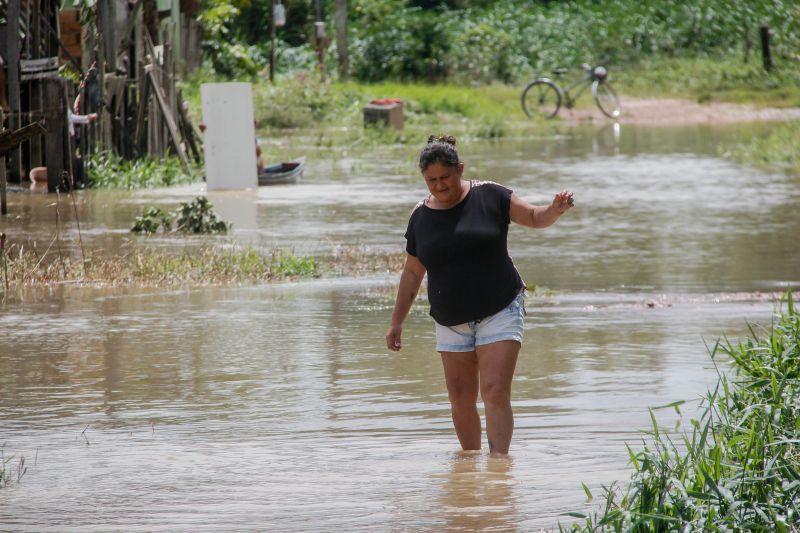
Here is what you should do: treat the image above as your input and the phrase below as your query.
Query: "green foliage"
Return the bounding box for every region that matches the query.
[86,152,199,190]
[145,246,318,280]
[253,75,361,127]
[131,207,173,234]
[563,292,800,531]
[3,241,320,286]
[347,0,800,84]
[268,249,319,278]
[614,56,800,104]
[174,197,231,234]
[131,198,230,235]
[350,7,451,82]
[199,0,267,77]
[723,120,800,175]
[197,0,800,84]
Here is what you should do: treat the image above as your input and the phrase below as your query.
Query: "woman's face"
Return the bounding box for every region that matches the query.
[422,162,465,206]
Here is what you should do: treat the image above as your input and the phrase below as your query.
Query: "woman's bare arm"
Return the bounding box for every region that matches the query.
[386,253,427,352]
[509,190,574,228]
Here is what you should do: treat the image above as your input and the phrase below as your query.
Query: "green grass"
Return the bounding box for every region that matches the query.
[181,52,800,135]
[613,55,800,107]
[723,120,800,175]
[562,291,800,531]
[85,151,202,190]
[0,243,319,288]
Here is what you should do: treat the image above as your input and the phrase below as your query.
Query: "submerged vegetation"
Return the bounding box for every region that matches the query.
[131,197,231,234]
[85,151,200,190]
[0,242,319,288]
[724,120,800,175]
[0,445,27,487]
[563,292,800,531]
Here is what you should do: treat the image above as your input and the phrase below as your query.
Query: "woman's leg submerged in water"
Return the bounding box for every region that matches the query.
[476,340,520,456]
[440,351,481,451]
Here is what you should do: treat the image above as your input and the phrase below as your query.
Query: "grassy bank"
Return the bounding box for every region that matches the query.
[180,52,800,135]
[612,56,800,106]
[177,55,800,179]
[563,292,800,530]
[724,120,800,175]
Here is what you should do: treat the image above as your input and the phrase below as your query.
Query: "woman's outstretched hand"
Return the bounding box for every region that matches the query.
[386,325,403,352]
[552,190,575,214]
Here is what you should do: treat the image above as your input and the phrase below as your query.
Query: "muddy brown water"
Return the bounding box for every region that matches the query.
[1,123,798,531]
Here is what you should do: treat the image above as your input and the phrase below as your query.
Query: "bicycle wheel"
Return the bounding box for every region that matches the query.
[521,79,562,119]
[592,80,620,119]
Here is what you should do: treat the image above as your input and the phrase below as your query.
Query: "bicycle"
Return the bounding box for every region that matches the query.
[521,63,621,120]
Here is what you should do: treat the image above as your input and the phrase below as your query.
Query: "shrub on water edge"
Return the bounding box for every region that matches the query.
[86,152,200,190]
[131,197,230,235]
[253,76,363,128]
[131,207,173,234]
[174,197,230,234]
[723,120,800,176]
[613,55,800,105]
[561,292,800,531]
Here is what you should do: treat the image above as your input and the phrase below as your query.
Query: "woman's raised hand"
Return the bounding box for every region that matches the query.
[552,190,575,214]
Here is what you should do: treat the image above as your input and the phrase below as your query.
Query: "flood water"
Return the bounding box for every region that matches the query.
[1,122,799,531]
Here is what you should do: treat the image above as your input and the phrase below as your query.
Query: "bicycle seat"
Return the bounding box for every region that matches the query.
[552,68,569,75]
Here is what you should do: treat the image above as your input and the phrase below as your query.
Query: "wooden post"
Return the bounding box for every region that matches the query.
[146,67,190,173]
[29,0,43,171]
[98,0,118,73]
[171,0,181,68]
[6,0,22,182]
[269,0,276,83]
[334,0,348,80]
[314,0,327,81]
[135,73,151,155]
[760,24,773,71]
[44,79,67,192]
[0,109,6,215]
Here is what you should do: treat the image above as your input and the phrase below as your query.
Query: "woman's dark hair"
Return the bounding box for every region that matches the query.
[419,135,459,170]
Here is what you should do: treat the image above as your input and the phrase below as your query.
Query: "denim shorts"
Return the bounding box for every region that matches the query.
[434,292,525,352]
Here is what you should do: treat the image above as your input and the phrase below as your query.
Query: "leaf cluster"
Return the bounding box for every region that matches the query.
[131,197,230,235]
[563,292,800,531]
[86,152,200,190]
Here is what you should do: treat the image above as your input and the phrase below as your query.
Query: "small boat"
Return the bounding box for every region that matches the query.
[258,157,305,186]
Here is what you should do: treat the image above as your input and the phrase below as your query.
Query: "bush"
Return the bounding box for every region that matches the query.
[253,75,361,128]
[131,197,230,235]
[564,292,800,531]
[86,152,198,190]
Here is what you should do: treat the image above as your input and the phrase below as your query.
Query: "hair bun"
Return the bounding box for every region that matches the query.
[427,135,457,147]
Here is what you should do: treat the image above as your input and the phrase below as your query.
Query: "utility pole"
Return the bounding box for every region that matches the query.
[334,0,348,80]
[270,0,276,83]
[314,0,327,80]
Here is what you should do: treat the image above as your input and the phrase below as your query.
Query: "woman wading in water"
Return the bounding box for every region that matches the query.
[386,135,574,456]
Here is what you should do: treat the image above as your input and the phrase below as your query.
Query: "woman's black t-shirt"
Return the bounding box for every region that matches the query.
[405,180,524,326]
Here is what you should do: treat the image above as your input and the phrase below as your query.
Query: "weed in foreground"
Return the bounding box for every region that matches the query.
[561,291,800,531]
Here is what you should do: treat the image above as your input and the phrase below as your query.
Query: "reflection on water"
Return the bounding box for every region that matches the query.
[1,123,798,531]
[0,281,783,531]
[436,455,519,532]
